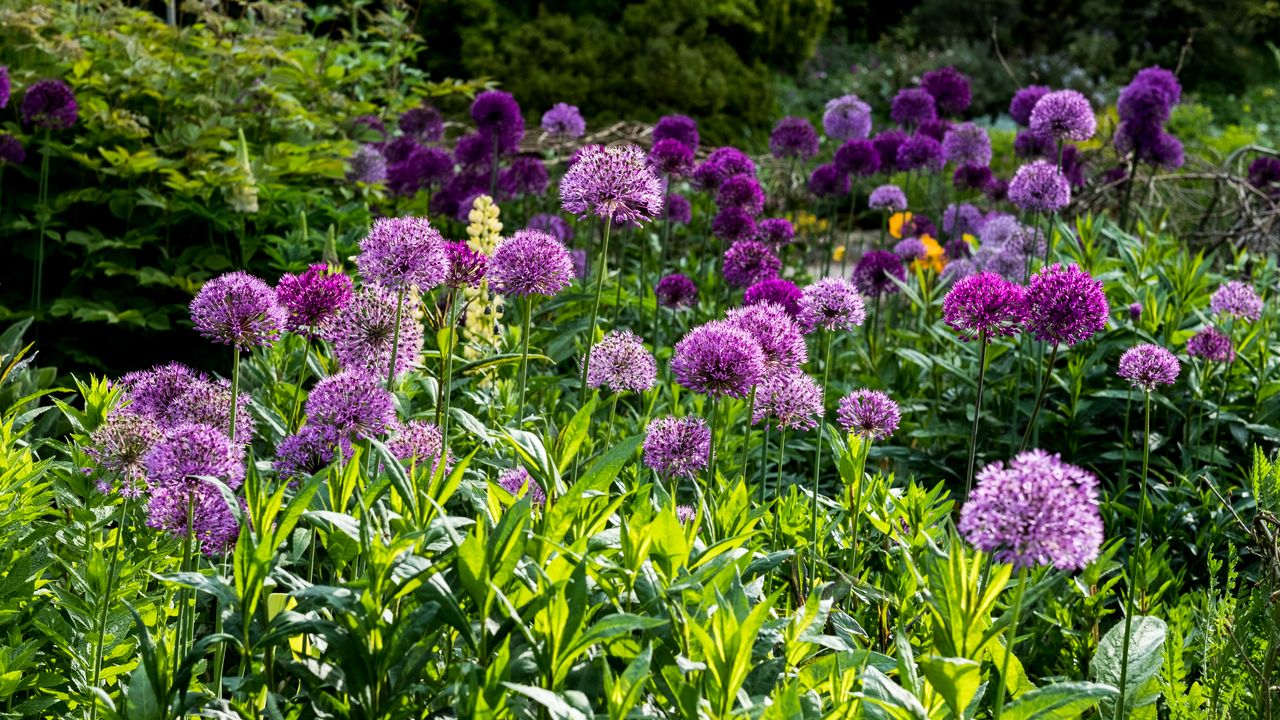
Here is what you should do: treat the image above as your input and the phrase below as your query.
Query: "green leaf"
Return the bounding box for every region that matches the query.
[554,395,598,474]
[861,666,929,720]
[1091,616,1167,716]
[919,655,982,718]
[1003,681,1118,720]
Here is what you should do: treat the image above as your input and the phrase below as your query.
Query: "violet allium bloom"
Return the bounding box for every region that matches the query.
[387,145,453,196]
[890,87,937,128]
[276,264,355,336]
[808,163,850,198]
[146,479,243,556]
[1009,85,1051,127]
[190,271,287,350]
[896,134,944,172]
[676,505,696,523]
[357,216,449,293]
[470,90,525,154]
[643,415,710,480]
[717,173,766,215]
[942,272,1027,341]
[649,138,694,177]
[347,144,388,185]
[902,213,937,239]
[797,277,866,333]
[723,240,781,288]
[978,214,1022,250]
[274,423,353,480]
[853,250,906,297]
[571,249,587,280]
[527,213,574,243]
[873,130,908,172]
[498,156,550,198]
[1060,144,1087,188]
[1115,124,1184,169]
[383,136,419,164]
[0,134,24,165]
[322,287,425,380]
[454,133,492,168]
[893,238,927,260]
[655,274,699,310]
[586,330,658,393]
[942,122,992,167]
[488,229,575,297]
[1013,129,1054,159]
[1024,264,1109,346]
[837,389,900,440]
[944,238,972,261]
[940,258,977,284]
[1008,160,1071,213]
[1133,66,1182,107]
[1117,82,1173,130]
[712,207,759,243]
[753,369,824,430]
[770,116,820,159]
[1187,327,1235,364]
[834,139,881,177]
[960,450,1103,570]
[117,363,253,438]
[652,114,699,152]
[985,177,1010,202]
[444,241,487,289]
[757,218,795,248]
[916,118,952,143]
[1029,89,1096,142]
[88,413,163,495]
[399,105,444,143]
[982,249,1028,283]
[725,302,808,373]
[1246,157,1280,193]
[0,66,8,109]
[145,423,245,489]
[20,79,78,130]
[670,321,766,399]
[560,144,663,226]
[1210,281,1264,322]
[922,66,971,115]
[868,184,908,212]
[496,466,545,506]
[691,158,730,192]
[305,370,396,439]
[541,102,585,139]
[745,278,803,318]
[942,203,983,238]
[1128,302,1143,321]
[823,94,873,140]
[388,419,452,475]
[665,194,692,225]
[1118,343,1180,391]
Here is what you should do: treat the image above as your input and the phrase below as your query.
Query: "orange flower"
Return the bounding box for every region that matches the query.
[911,234,945,273]
[888,211,912,239]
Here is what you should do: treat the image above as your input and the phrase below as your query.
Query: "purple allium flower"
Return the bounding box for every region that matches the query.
[837,389,900,440]
[655,274,699,310]
[707,147,757,178]
[666,193,692,225]
[527,213,574,243]
[916,118,952,143]
[893,238,927,260]
[276,264,355,336]
[383,136,419,164]
[1060,144,1087,188]
[1128,302,1143,321]
[146,478,242,556]
[853,250,907,297]
[352,115,387,143]
[902,213,938,239]
[0,134,24,165]
[586,330,658,393]
[20,79,78,130]
[274,423,353,480]
[387,145,453,196]
[1115,125,1184,169]
[488,229,576,297]
[88,413,163,495]
[117,363,253,439]
[541,102,585,139]
[944,238,972,261]
[1014,129,1054,159]
[942,271,1027,341]
[868,184,908,212]
[922,66,971,115]
[322,287,425,380]
[470,90,525,154]
[723,240,780,288]
[757,218,795,248]
[347,144,388,184]
[873,130,909,172]
[357,216,449,292]
[798,277,866,333]
[712,207,759,244]
[985,177,1010,202]
[960,450,1103,570]
[0,67,8,109]
[649,138,695,177]
[717,173,766,215]
[940,258,977,284]
[980,248,1028,283]
[1029,90,1096,142]
[1246,157,1280,192]
[942,122,991,167]
[1118,343,1180,391]
[725,302,808,373]
[444,241,488,289]
[823,94,873,140]
[1187,326,1235,364]
[399,105,444,143]
[834,139,881,177]
[498,155,550,198]
[560,144,663,225]
[190,271,287,350]
[769,116,820,159]
[1132,66,1182,107]
[1008,160,1071,213]
[305,370,396,439]
[753,369,824,430]
[144,423,245,489]
[496,466,545,506]
[1117,82,1174,129]
[653,115,699,152]
[745,278,803,318]
[896,134,944,172]
[1210,281,1263,322]
[890,87,937,128]
[809,163,850,198]
[571,249,587,280]
[1009,85,1051,127]
[942,203,983,238]
[1024,264,1109,346]
[388,419,452,475]
[643,415,710,480]
[676,505,696,523]
[671,321,767,398]
[978,214,1022,249]
[454,133,492,168]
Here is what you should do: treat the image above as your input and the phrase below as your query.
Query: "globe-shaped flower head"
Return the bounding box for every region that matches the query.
[275,264,355,337]
[496,466,546,506]
[191,271,287,350]
[853,250,906,297]
[387,419,453,476]
[347,145,388,185]
[21,79,78,130]
[666,194,692,224]
[753,369,824,430]
[1187,327,1235,364]
[561,144,663,226]
[670,321,766,399]
[868,185,908,212]
[586,330,658,393]
[823,94,872,140]
[1009,85,1050,127]
[725,302,808,375]
[722,240,781,288]
[652,115,699,152]
[757,218,795,248]
[649,139,694,177]
[488,229,576,297]
[117,362,253,439]
[890,87,937,128]
[769,116,820,159]
[0,134,24,166]
[470,90,525,153]
[809,163,850,198]
[527,213,574,243]
[745,278,803,318]
[716,173,766,215]
[837,389,901,440]
[1008,160,1071,213]
[305,369,397,439]
[897,134,944,172]
[399,105,444,143]
[322,287,425,380]
[797,277,866,333]
[834,139,881,177]
[942,272,1027,342]
[1209,281,1263,322]
[274,424,353,480]
[1025,264,1109,346]
[498,156,550,198]
[0,66,9,110]
[88,413,163,494]
[942,122,992,167]
[655,274,699,310]
[873,130,909,172]
[357,216,449,292]
[1029,90,1096,142]
[1117,343,1180,391]
[144,423,246,490]
[541,102,585,139]
[922,67,972,115]
[643,416,711,480]
[444,241,488,289]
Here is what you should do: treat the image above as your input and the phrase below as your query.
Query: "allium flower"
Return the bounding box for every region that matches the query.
[980,248,1028,282]
[753,369,824,430]
[20,79,78,130]
[144,423,245,489]
[712,207,759,243]
[1209,281,1263,322]
[666,194,692,224]
[896,134,944,172]
[1029,90,1096,142]
[707,147,757,178]
[541,102,585,139]
[769,116,820,159]
[1117,343,1180,391]
[1246,157,1280,193]
[1008,160,1071,213]
[649,138,694,177]
[873,130,908,172]
[146,480,242,557]
[890,87,937,128]
[0,134,24,165]
[527,213,574,243]
[1014,129,1054,159]
[274,423,353,480]
[387,145,452,196]
[1116,82,1173,129]
[868,184,908,212]
[944,238,972,261]
[0,66,8,109]
[190,271,287,350]
[444,241,488,289]
[984,177,1009,202]
[745,278,803,318]
[88,413,163,494]
[798,277,866,333]
[757,218,795,248]
[399,105,444,143]
[652,115,699,152]
[323,287,425,380]
[717,173,766,215]
[1187,327,1235,364]
[671,321,766,398]
[276,264,355,336]
[454,133,492,168]
[942,122,991,167]
[644,415,711,480]
[960,450,1103,570]
[560,144,663,225]
[676,505,696,523]
[347,144,388,184]
[823,95,873,140]
[586,330,658,393]
[1115,123,1184,169]
[1128,302,1143,321]
[496,466,545,506]
[1009,85,1051,127]
[357,216,449,292]
[571,249,587,280]
[725,302,808,373]
[498,156,550,198]
[894,238,927,260]
[470,90,525,153]
[922,66,971,115]
[942,203,984,238]
[1024,264,1109,346]
[1132,66,1182,107]
[940,258,976,284]
[655,274,699,310]
[809,163,850,198]
[837,389,900,440]
[117,363,253,438]
[916,118,952,143]
[387,419,452,475]
[305,369,396,439]
[488,229,575,297]
[834,139,881,177]
[942,272,1027,341]
[853,250,906,297]
[723,240,781,288]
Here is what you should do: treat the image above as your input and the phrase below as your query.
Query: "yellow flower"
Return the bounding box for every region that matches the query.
[463,195,505,366]
[832,245,846,263]
[911,234,945,273]
[889,212,912,239]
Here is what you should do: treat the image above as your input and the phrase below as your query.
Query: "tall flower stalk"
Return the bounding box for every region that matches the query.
[837,389,900,574]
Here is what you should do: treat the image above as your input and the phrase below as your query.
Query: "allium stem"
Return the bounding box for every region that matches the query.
[809,331,835,589]
[517,296,533,423]
[965,331,989,497]
[1117,154,1138,233]
[848,437,871,577]
[605,392,620,447]
[841,191,856,274]
[32,128,52,320]
[439,289,458,438]
[759,423,772,504]
[287,335,314,433]
[1206,320,1234,459]
[772,428,787,547]
[707,395,720,487]
[229,348,241,444]
[579,216,614,403]
[992,568,1029,720]
[1115,390,1152,720]
[489,134,499,199]
[739,385,757,483]
[1019,343,1060,452]
[90,494,130,712]
[386,288,405,391]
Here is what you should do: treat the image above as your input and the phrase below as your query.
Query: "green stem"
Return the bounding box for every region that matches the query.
[386,288,405,391]
[1019,344,1060,452]
[848,439,871,577]
[965,332,989,497]
[707,396,720,487]
[772,428,787,547]
[229,349,241,444]
[517,296,533,423]
[992,568,1029,720]
[605,392,620,447]
[809,332,834,589]
[439,289,458,437]
[1115,390,1152,720]
[759,423,771,505]
[89,494,130,716]
[287,335,313,432]
[579,216,613,402]
[739,385,757,482]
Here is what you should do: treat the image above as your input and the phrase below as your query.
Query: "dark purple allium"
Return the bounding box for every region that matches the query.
[117,363,253,439]
[488,229,575,297]
[496,466,545,506]
[916,118,952,143]
[527,213,574,243]
[399,105,444,143]
[1210,281,1263,322]
[190,271,287,350]
[753,369,824,430]
[890,87,937,128]
[942,122,991,167]
[1060,144,1087,188]
[834,139,881,177]
[383,136,420,164]
[1009,85,1051,127]
[649,138,695,177]
[655,274,699,310]
[561,144,663,225]
[276,264,355,336]
[498,155,550,198]
[357,216,449,292]
[691,159,729,192]
[351,115,387,143]
[893,238,927,260]
[0,67,8,109]
[1029,90,1095,142]
[1187,327,1235,364]
[704,147,757,181]
[88,413,162,495]
[902,213,937,239]
[837,389,900,440]
[453,189,489,223]
[1118,343,1180,391]
[757,218,795,248]
[873,130,909,172]
[571,249,587,280]
[388,419,452,475]
[1025,264,1109,346]
[387,145,453,196]
[809,163,850,198]
[985,177,1009,202]
[823,94,873,140]
[322,287,425,380]
[541,102,585,139]
[652,114,699,152]
[1014,129,1054,159]
[717,173,766,215]
[770,116,820,159]
[942,203,984,237]
[868,184,908,212]
[347,144,388,185]
[274,423,353,479]
[960,450,1103,570]
[922,66,971,115]
[896,134,944,172]
[725,302,808,373]
[1116,124,1184,169]
[305,370,396,439]
[643,415,710,480]
[586,330,658,393]
[444,241,488,289]
[1117,82,1174,129]
[944,238,972,261]
[670,321,767,398]
[454,132,492,168]
[665,193,692,225]
[853,250,907,297]
[1246,157,1280,193]
[940,258,977,284]
[20,79,78,131]
[1008,160,1071,213]
[0,134,24,165]
[1128,302,1143,321]
[712,207,759,243]
[723,240,781,288]
[942,271,1027,341]
[144,423,245,489]
[470,90,525,154]
[1132,66,1182,107]
[798,277,866,333]
[745,278,803,318]
[146,478,243,557]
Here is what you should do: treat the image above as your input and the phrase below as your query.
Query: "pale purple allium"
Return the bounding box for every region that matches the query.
[868,184,908,212]
[769,116,820,159]
[1025,264,1109,346]
[488,229,575,297]
[144,423,245,489]
[1009,85,1051,127]
[896,134,944,172]
[853,250,906,297]
[496,466,545,506]
[399,105,444,143]
[1209,281,1263,322]
[809,163,850,198]
[190,271,287,350]
[1118,343,1180,391]
[117,363,253,439]
[498,156,550,198]
[0,134,24,165]
[444,241,488,289]
[978,214,1024,250]
[276,264,355,336]
[357,216,449,292]
[470,90,525,153]
[665,194,692,224]
[837,389,900,440]
[918,117,952,142]
[387,419,452,475]
[941,122,992,167]
[649,139,694,177]
[1008,160,1071,213]
[725,302,808,373]
[753,369,824,430]
[942,272,1027,341]
[541,102,585,139]
[146,480,242,557]
[798,277,866,333]
[723,240,781,288]
[643,416,710,480]
[717,173,765,215]
[823,95,873,140]
[980,248,1028,283]
[322,287,425,380]
[942,203,984,238]
[305,370,396,439]
[959,449,1103,571]
[757,218,795,249]
[88,413,163,495]
[652,115,699,152]
[347,144,388,184]
[676,505,696,523]
[1187,326,1235,364]
[940,258,977,284]
[712,208,759,244]
[1029,89,1096,142]
[274,424,353,480]
[834,139,881,177]
[655,274,698,310]
[560,144,663,225]
[745,278,803,318]
[20,79,78,130]
[922,66,971,115]
[527,213,574,243]
[670,321,766,399]
[586,330,658,393]
[890,87,937,128]
[893,238,927,260]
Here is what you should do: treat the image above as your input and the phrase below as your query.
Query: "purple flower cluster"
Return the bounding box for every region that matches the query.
[809,163,850,198]
[650,139,694,177]
[305,369,396,438]
[1115,66,1183,169]
[725,302,808,374]
[444,241,488,289]
[941,122,991,167]
[652,115,699,152]
[87,413,162,495]
[489,229,575,297]
[717,173,766,215]
[274,423,353,480]
[769,116,820,159]
[671,321,766,399]
[388,419,452,476]
[868,184,908,212]
[666,194,692,225]
[745,278,803,318]
[117,363,254,440]
[357,217,449,292]
[942,272,1027,341]
[823,95,872,140]
[347,144,388,185]
[586,330,658,393]
[1029,90,1095,142]
[561,144,663,226]
[753,369,824,430]
[723,240,781,288]
[1209,281,1263,322]
[837,389,900,441]
[1187,327,1235,363]
[1008,160,1071,213]
[1009,86,1050,126]
[323,287,425,380]
[470,90,525,154]
[498,156,550,198]
[644,415,711,480]
[399,105,444,143]
[143,423,246,556]
[276,264,355,336]
[1117,343,1180,391]
[873,130,908,172]
[712,207,758,243]
[21,79,78,131]
[496,466,546,506]
[896,134,944,172]
[890,88,937,128]
[942,203,983,238]
[757,218,795,248]
[922,67,971,115]
[541,102,585,139]
[798,277,866,333]
[853,250,906,297]
[191,271,287,350]
[655,274,699,310]
[1024,264,1109,346]
[834,139,880,177]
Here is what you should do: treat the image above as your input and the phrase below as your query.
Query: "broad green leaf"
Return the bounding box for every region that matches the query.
[1003,681,1118,720]
[919,655,982,718]
[1091,616,1167,716]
